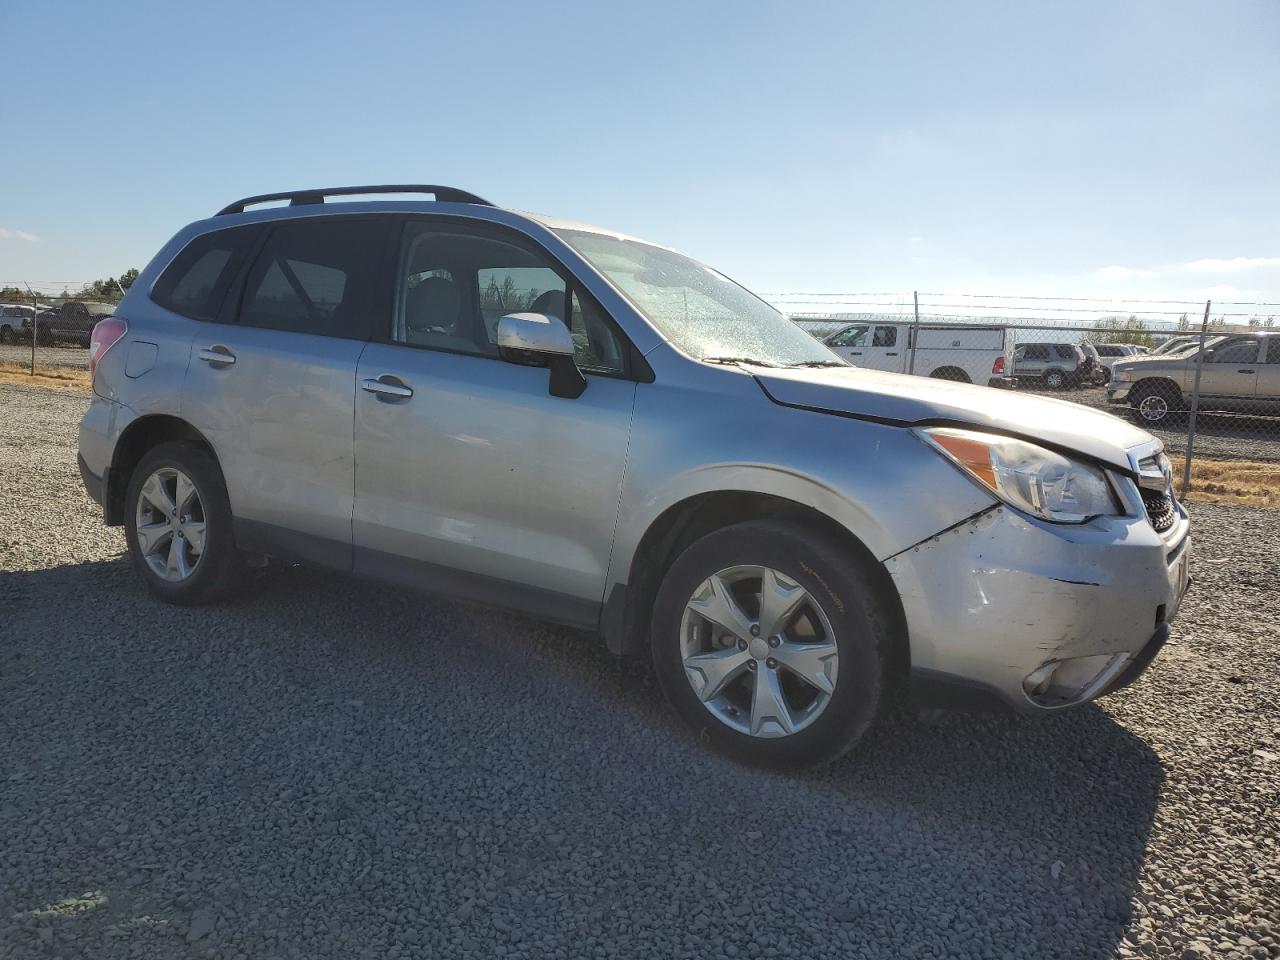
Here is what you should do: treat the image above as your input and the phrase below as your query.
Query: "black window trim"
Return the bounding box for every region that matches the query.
[376,214,652,383]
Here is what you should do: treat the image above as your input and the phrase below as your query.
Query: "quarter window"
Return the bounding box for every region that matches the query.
[238,219,386,339]
[152,225,259,321]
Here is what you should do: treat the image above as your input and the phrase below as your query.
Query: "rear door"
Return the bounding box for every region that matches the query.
[1253,337,1280,405]
[181,215,392,567]
[351,217,638,624]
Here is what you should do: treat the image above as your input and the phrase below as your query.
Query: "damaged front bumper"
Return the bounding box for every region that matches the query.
[886,502,1190,713]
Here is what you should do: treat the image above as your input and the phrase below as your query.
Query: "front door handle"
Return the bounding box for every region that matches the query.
[885,352,899,356]
[198,345,236,367]
[361,375,414,401]
[849,351,863,356]
[1237,368,1256,374]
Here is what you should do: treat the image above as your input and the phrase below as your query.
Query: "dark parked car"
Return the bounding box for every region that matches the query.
[33,300,116,346]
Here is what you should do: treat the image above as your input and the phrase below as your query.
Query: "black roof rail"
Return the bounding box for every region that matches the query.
[216,184,494,216]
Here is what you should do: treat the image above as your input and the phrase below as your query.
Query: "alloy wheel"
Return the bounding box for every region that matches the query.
[134,467,206,582]
[679,565,839,738]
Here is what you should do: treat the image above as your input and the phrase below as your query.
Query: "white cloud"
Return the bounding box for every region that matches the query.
[1096,265,1157,280]
[0,227,40,243]
[1185,256,1280,273]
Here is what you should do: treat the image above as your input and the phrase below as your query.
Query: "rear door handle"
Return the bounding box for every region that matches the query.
[361,375,413,401]
[849,351,863,356]
[198,345,236,367]
[885,352,898,356]
[1238,368,1256,374]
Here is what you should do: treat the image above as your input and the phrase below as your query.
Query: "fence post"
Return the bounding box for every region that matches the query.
[25,283,37,375]
[1180,299,1212,498]
[908,290,920,375]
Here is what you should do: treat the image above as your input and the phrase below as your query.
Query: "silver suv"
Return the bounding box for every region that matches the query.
[1108,332,1279,423]
[78,185,1191,768]
[1012,342,1088,389]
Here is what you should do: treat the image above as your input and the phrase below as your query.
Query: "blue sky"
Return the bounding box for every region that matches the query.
[1,0,1277,309]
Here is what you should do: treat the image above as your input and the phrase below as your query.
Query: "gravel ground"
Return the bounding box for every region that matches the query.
[1,382,1278,960]
[1020,384,1280,463]
[0,343,88,371]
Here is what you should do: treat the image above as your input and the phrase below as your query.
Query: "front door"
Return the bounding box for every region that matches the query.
[1196,338,1260,407]
[352,218,638,625]
[181,215,391,566]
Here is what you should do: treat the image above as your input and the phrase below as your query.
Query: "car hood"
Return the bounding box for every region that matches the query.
[752,366,1153,472]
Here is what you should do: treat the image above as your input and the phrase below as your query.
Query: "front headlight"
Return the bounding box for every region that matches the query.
[916,427,1119,523]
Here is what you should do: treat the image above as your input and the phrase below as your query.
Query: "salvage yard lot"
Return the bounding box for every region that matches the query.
[1,381,1278,960]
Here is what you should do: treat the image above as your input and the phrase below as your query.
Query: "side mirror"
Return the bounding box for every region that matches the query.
[1202,348,1215,361]
[496,312,586,399]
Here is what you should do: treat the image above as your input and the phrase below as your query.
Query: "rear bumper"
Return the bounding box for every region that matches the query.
[887,503,1190,714]
[78,453,105,507]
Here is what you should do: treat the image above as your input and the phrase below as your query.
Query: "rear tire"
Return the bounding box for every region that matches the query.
[651,521,895,769]
[124,441,245,604]
[1042,368,1066,390]
[0,326,12,345]
[929,366,971,383]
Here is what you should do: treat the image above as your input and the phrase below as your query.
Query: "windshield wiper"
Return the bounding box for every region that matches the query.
[701,356,780,368]
[786,359,847,368]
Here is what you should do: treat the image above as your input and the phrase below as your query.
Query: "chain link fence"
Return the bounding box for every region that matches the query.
[0,295,111,378]
[785,294,1280,508]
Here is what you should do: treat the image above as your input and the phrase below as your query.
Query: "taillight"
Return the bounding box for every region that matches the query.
[992,355,1006,375]
[89,317,128,378]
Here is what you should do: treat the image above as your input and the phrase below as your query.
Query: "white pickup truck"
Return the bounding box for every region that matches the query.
[819,321,1016,387]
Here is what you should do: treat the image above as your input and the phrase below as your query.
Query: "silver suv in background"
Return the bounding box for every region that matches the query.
[1109,332,1280,423]
[1012,342,1088,388]
[78,184,1190,768]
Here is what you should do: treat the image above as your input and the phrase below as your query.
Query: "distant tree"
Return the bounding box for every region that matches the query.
[119,268,139,291]
[1176,312,1190,332]
[1088,314,1153,347]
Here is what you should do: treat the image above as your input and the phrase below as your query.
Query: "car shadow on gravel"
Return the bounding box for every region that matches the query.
[3,558,1164,959]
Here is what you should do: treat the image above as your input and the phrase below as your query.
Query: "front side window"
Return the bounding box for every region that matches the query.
[153,225,259,321]
[1211,340,1260,364]
[1265,339,1280,363]
[238,219,385,338]
[554,229,840,367]
[830,326,868,348]
[873,325,897,347]
[393,223,627,373]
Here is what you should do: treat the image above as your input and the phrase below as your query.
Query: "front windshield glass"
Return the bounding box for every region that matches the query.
[554,229,842,367]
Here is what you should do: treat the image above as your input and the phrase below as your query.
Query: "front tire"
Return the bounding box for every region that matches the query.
[124,441,244,604]
[651,521,895,769]
[1129,382,1182,424]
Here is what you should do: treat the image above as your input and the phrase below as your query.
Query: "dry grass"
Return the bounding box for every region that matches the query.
[1168,454,1280,509]
[0,360,91,391]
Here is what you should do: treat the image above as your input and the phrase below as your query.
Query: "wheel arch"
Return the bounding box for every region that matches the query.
[1128,376,1183,404]
[929,365,971,383]
[105,415,218,525]
[604,489,909,684]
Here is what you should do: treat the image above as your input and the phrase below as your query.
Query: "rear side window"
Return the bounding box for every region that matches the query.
[238,218,387,339]
[1054,344,1076,359]
[152,226,258,321]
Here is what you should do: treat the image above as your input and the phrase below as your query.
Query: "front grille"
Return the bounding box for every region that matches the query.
[1142,488,1177,533]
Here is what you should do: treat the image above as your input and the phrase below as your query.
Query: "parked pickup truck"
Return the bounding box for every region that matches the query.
[823,322,1015,387]
[1108,332,1279,423]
